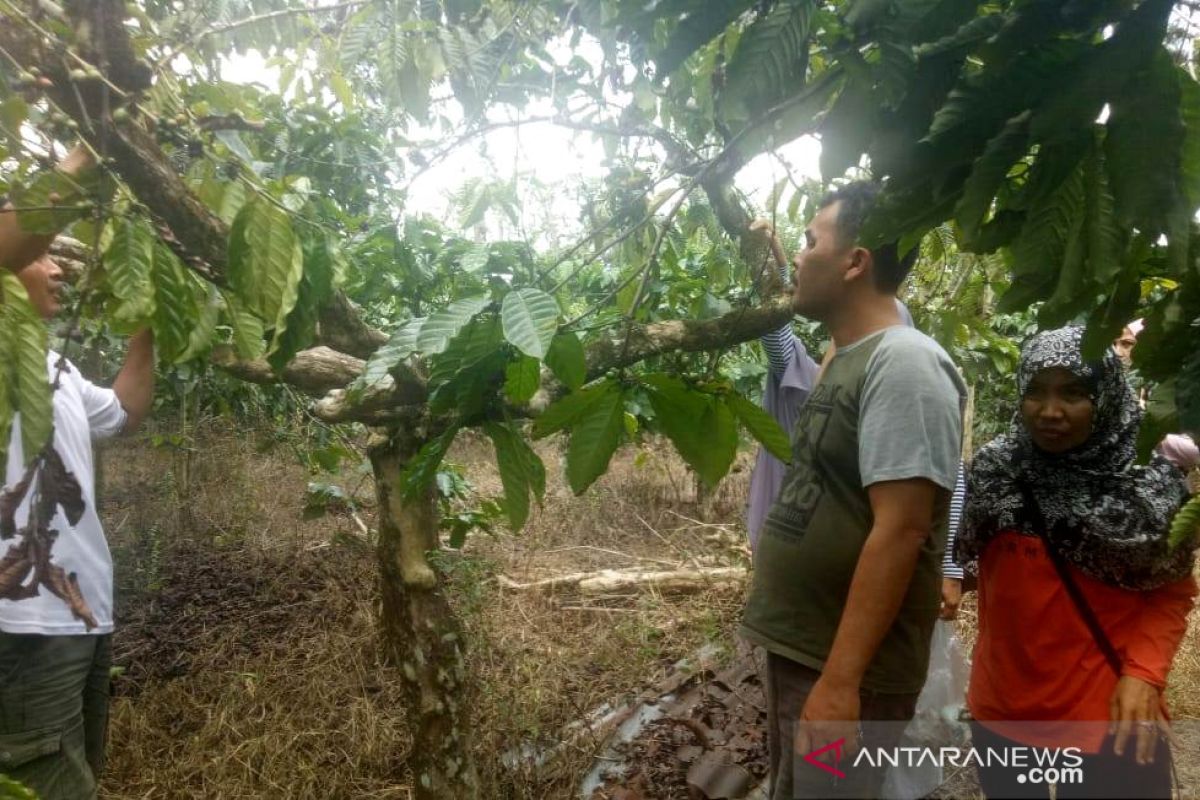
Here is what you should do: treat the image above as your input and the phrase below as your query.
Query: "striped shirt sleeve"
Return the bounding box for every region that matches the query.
[761,325,798,376]
[943,461,966,579]
[760,260,795,376]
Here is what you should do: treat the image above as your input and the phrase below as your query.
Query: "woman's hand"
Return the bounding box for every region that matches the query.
[1109,675,1169,764]
[939,577,963,620]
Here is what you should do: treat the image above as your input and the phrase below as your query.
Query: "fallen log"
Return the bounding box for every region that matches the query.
[496,566,748,595]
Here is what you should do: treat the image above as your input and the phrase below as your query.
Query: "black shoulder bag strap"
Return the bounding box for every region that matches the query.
[1015,479,1123,676]
[1019,480,1177,787]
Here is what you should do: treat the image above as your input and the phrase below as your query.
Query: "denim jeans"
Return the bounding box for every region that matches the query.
[0,633,112,800]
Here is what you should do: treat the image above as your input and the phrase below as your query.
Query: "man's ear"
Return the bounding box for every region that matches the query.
[843,246,872,283]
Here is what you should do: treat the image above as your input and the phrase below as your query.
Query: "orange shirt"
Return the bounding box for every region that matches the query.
[968,531,1197,752]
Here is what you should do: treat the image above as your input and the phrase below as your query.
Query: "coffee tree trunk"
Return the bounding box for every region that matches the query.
[368,429,479,799]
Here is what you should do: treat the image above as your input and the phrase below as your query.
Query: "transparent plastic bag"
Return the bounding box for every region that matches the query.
[881,620,970,799]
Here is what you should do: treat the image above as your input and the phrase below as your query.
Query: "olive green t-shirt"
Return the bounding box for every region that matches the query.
[740,326,966,694]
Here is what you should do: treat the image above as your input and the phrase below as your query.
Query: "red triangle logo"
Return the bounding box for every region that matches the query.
[802,736,848,779]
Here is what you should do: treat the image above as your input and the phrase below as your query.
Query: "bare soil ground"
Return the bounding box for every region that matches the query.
[97,419,1200,799]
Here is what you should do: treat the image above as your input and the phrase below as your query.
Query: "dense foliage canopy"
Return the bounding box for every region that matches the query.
[0,0,1194,565]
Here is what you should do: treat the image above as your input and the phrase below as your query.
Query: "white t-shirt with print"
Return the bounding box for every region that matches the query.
[0,352,126,635]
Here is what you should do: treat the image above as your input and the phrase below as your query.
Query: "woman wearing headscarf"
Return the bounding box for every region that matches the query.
[956,327,1198,799]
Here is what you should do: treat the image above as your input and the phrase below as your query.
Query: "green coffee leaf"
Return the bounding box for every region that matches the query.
[501,288,560,360]
[427,316,503,389]
[643,374,737,487]
[9,168,107,236]
[103,217,156,327]
[178,284,223,363]
[726,392,792,463]
[399,425,461,500]
[228,198,304,328]
[532,380,615,439]
[565,385,625,494]
[484,421,546,530]
[224,292,266,361]
[417,294,490,354]
[356,317,425,392]
[0,273,51,465]
[151,243,203,363]
[1168,494,1200,550]
[268,233,340,372]
[545,331,586,391]
[504,356,541,405]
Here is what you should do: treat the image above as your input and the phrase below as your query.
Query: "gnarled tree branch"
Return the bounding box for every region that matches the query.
[210,345,365,395]
[584,294,793,377]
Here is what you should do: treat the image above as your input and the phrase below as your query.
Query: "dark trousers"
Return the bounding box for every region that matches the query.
[971,722,1173,800]
[765,652,919,799]
[0,633,112,800]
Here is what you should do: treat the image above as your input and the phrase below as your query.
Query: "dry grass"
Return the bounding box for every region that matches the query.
[454,434,754,798]
[96,420,1200,799]
[101,421,409,800]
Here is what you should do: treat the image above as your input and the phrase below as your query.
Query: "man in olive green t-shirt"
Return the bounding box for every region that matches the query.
[740,182,965,799]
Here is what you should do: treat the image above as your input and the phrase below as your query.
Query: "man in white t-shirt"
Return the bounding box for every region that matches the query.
[0,147,154,799]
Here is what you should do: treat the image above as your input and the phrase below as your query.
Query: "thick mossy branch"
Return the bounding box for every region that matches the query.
[583,294,794,377]
[313,371,429,424]
[317,293,389,359]
[211,345,365,395]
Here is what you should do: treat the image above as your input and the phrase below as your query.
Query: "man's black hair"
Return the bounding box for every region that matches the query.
[817,181,917,294]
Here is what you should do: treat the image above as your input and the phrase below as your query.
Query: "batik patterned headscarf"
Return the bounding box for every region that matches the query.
[955,327,1194,590]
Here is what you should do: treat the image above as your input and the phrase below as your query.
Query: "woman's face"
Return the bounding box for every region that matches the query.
[1021,367,1095,453]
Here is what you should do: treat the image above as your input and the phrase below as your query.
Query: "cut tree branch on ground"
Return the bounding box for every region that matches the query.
[496,566,748,596]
